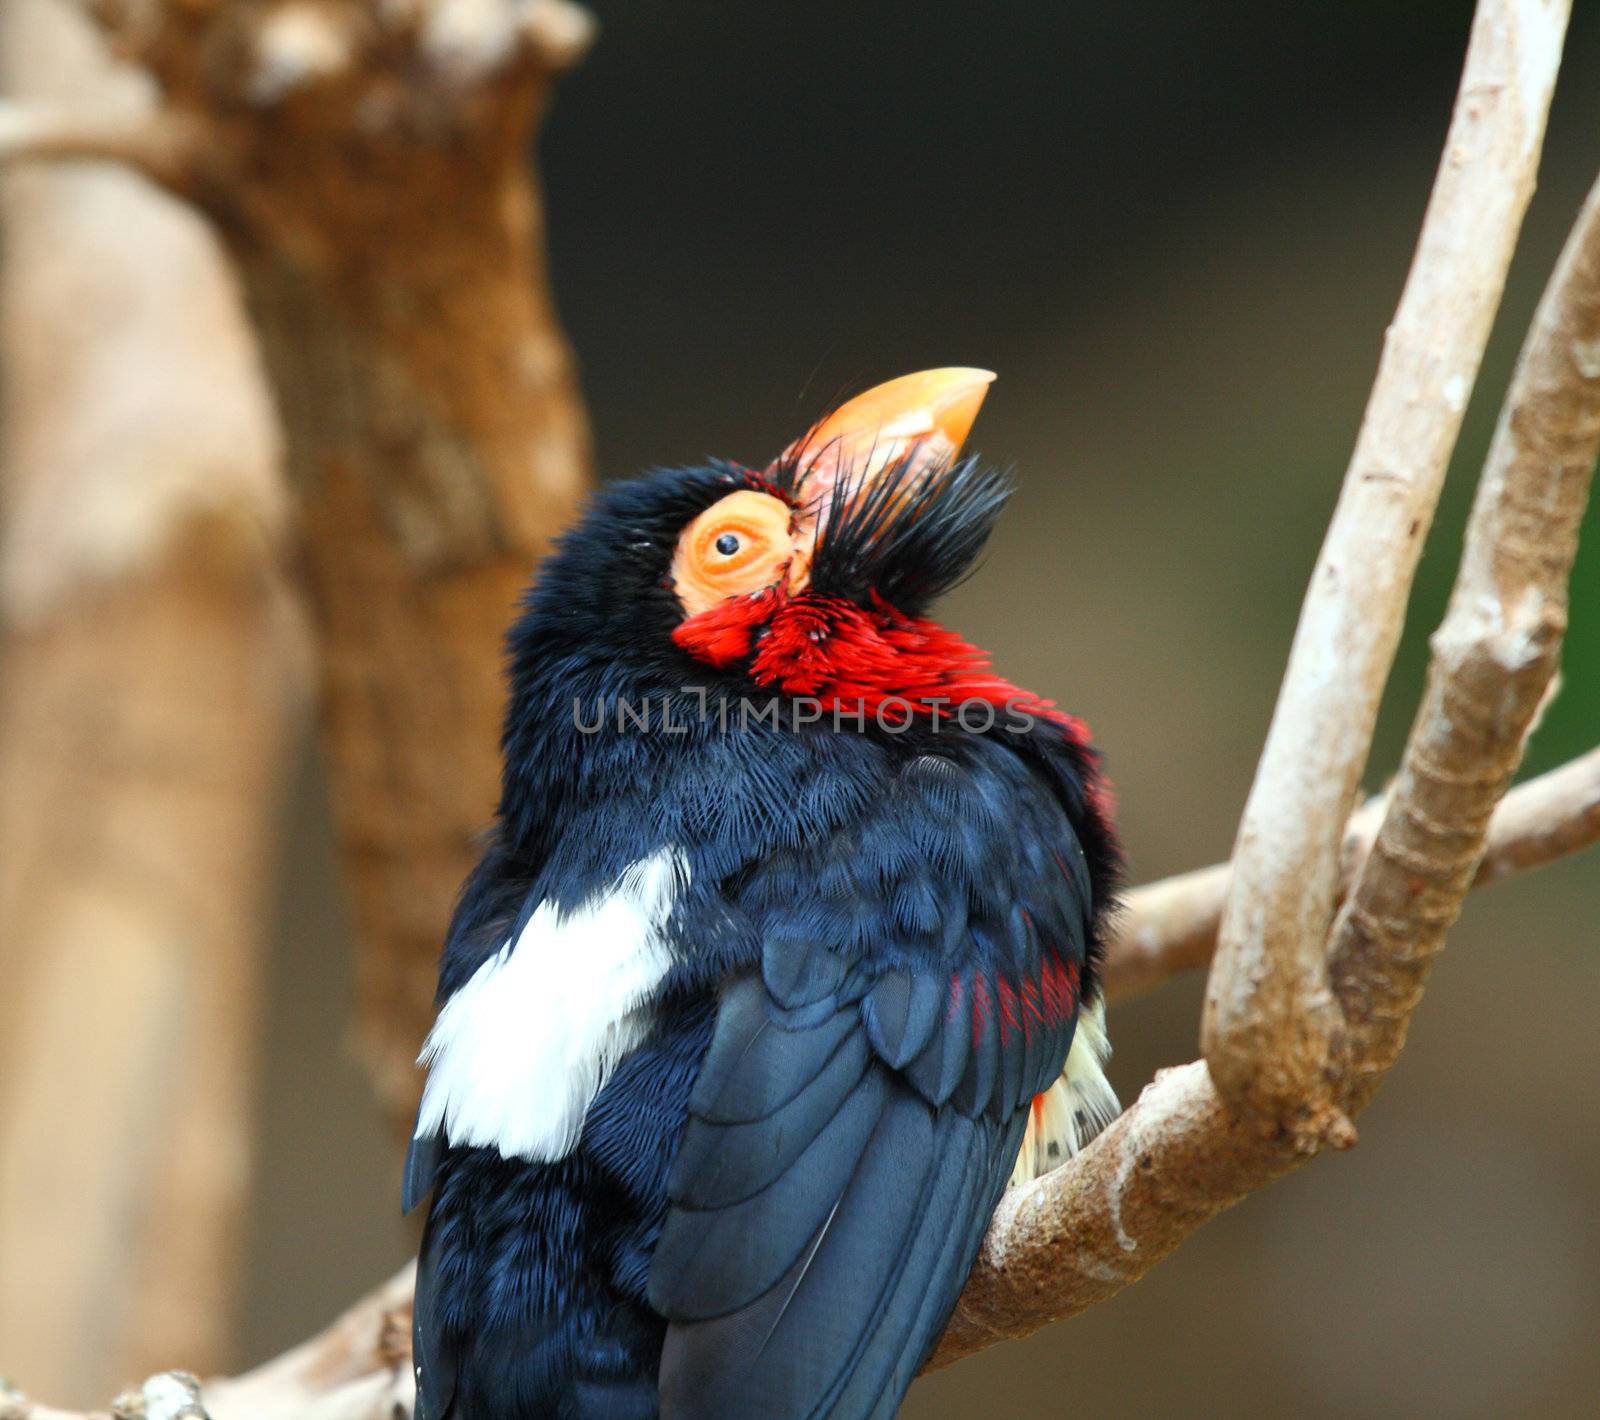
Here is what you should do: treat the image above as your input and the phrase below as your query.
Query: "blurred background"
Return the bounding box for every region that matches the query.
[4,2,1598,1416]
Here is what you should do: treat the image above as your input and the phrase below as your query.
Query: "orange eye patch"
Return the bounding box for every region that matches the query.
[671,490,799,618]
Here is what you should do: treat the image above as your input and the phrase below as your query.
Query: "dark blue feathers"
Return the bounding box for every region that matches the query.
[408,462,1120,1420]
[412,712,1109,1420]
[644,744,1094,1420]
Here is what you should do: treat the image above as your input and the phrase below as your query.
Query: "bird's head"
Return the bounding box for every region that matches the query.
[514,368,1042,724]
[670,366,1002,627]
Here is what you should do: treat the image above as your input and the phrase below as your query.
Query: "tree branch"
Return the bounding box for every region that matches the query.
[1470,740,1600,883]
[929,1062,1293,1367]
[0,99,198,185]
[1328,166,1600,1113]
[1102,743,1600,1004]
[199,1265,415,1420]
[1201,0,1570,1144]
[935,137,1600,1384]
[0,1267,416,1420]
[941,0,1599,1363]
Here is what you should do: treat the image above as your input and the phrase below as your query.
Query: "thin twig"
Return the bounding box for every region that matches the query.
[1201,0,1571,1145]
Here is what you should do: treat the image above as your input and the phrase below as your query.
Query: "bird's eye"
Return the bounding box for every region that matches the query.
[671,490,798,618]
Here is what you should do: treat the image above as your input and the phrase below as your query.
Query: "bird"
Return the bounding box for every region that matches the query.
[404,368,1121,1420]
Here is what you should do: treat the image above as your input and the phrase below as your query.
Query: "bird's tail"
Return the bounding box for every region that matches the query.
[1009,992,1119,1187]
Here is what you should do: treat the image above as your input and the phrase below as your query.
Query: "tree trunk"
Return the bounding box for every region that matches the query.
[80,0,599,1125]
[0,0,298,1401]
[236,180,590,1120]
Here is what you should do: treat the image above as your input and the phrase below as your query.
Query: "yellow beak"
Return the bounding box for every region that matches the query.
[778,367,996,487]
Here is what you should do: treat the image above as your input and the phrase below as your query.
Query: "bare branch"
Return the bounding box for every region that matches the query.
[201,1264,416,1420]
[1471,742,1600,884]
[936,758,1600,1365]
[1102,861,1232,1003]
[1201,0,1570,1144]
[0,99,198,184]
[930,1062,1296,1368]
[937,755,1600,1364]
[1103,743,1600,1004]
[1328,168,1600,1112]
[0,1267,416,1420]
[933,142,1600,1382]
[937,2,1600,1362]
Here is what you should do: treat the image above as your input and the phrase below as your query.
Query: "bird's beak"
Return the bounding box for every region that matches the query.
[772,368,995,592]
[775,367,995,494]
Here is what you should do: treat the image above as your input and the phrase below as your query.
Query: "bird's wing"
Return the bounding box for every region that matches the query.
[649,748,1101,1420]
[411,1205,459,1420]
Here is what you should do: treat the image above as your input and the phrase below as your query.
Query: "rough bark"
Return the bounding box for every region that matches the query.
[1201,0,1570,1145]
[0,0,298,1402]
[89,0,598,1122]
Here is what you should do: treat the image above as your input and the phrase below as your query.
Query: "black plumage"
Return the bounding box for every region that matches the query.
[406,378,1119,1419]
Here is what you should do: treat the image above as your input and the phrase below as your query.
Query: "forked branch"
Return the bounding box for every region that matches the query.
[939,91,1600,1378]
[1103,743,1600,1004]
[1201,0,1570,1143]
[1329,168,1600,1112]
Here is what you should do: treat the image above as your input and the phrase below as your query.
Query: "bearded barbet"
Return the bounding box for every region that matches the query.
[404,370,1121,1419]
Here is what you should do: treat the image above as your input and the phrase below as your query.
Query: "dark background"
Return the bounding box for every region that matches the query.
[242,5,1600,1415]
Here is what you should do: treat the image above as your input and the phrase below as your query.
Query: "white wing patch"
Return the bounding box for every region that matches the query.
[1009,991,1119,1188]
[415,847,687,1162]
